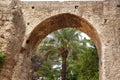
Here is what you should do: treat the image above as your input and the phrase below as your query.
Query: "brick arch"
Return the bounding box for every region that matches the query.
[26,13,101,54]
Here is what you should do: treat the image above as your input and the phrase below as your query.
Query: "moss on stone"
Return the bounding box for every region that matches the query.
[0,49,5,71]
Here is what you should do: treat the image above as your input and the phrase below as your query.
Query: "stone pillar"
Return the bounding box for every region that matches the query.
[0,0,25,80]
[101,0,120,80]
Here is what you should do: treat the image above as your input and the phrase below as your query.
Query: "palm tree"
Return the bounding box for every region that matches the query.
[38,28,81,80]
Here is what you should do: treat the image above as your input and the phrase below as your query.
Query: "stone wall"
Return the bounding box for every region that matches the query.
[0,0,120,80]
[20,0,120,80]
[101,0,120,79]
[0,0,25,80]
[20,1,104,80]
[19,1,104,36]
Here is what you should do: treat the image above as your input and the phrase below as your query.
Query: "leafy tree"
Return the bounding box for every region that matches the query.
[37,28,81,80]
[66,39,99,80]
[36,28,99,80]
[37,60,61,80]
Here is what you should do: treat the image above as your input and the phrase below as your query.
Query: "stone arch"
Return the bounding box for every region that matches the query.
[25,13,101,79]
[26,13,101,53]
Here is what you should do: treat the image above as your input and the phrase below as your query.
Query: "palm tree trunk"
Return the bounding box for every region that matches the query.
[62,56,67,80]
[59,47,68,80]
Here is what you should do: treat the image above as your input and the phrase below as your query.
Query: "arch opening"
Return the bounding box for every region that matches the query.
[25,13,101,79]
[32,28,99,80]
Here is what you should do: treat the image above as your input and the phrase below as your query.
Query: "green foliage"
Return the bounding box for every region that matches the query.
[36,28,99,80]
[0,49,5,70]
[66,41,99,80]
[78,47,98,80]
[37,60,61,80]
